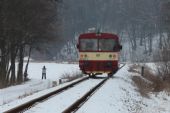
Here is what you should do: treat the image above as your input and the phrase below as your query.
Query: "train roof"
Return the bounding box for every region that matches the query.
[79,32,119,39]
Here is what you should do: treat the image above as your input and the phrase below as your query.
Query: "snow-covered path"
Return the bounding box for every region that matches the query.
[24,79,103,113]
[76,65,138,113]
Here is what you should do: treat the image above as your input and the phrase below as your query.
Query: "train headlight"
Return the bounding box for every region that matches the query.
[84,54,87,58]
[112,54,116,59]
[109,54,117,59]
[80,54,88,59]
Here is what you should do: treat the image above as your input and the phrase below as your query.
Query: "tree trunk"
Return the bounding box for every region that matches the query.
[6,65,11,85]
[17,44,25,84]
[10,44,16,85]
[159,31,163,49]
[148,33,153,55]
[24,46,32,81]
[0,40,8,88]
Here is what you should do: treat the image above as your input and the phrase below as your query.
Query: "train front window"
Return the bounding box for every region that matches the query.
[99,39,116,51]
[80,39,98,51]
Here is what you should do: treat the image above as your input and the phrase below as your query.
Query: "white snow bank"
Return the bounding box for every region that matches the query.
[77,65,170,113]
[1,63,170,113]
[26,62,80,79]
[0,63,81,108]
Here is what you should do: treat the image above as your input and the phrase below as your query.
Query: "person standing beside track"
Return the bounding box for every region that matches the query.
[42,65,46,79]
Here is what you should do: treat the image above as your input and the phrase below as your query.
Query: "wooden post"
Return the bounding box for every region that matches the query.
[59,79,62,84]
[141,66,144,76]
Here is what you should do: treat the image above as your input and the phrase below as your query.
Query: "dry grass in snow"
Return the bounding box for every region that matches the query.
[60,71,83,83]
[129,64,170,97]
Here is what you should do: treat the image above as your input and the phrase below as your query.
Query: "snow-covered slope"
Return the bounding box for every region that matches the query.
[1,63,170,113]
[77,65,170,113]
[0,63,80,107]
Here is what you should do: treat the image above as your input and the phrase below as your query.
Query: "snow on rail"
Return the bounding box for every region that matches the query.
[1,77,87,113]
[24,79,103,113]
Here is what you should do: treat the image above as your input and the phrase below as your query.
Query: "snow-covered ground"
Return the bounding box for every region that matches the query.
[25,79,103,113]
[26,62,80,80]
[1,63,170,113]
[0,63,80,109]
[77,65,170,113]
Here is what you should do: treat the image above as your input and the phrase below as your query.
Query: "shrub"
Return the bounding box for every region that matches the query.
[60,71,83,83]
[130,64,170,97]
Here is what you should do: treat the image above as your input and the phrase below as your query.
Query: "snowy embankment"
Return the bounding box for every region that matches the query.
[1,63,170,113]
[76,64,170,113]
[0,63,80,109]
[24,79,103,113]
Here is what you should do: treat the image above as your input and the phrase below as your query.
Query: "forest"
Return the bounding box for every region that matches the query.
[0,0,60,87]
[0,0,170,87]
[59,0,169,62]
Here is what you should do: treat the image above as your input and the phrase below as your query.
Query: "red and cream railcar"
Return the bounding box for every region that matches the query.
[77,32,122,77]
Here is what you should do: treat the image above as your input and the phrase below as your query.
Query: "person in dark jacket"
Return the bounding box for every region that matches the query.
[42,66,46,79]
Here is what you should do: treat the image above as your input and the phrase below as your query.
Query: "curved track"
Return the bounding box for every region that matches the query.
[24,78,104,113]
[3,77,89,113]
[3,64,125,113]
[62,78,108,113]
[62,63,125,113]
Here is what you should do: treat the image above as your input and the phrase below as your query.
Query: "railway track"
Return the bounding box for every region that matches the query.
[62,63,125,113]
[119,63,126,70]
[3,64,126,113]
[62,77,108,113]
[3,77,89,113]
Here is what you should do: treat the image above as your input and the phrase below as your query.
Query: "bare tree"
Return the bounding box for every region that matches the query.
[0,0,60,88]
[155,1,170,81]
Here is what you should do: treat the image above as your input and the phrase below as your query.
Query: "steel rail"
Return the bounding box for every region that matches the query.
[3,77,89,113]
[62,77,108,113]
[119,63,126,70]
[62,64,125,113]
[3,64,126,113]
